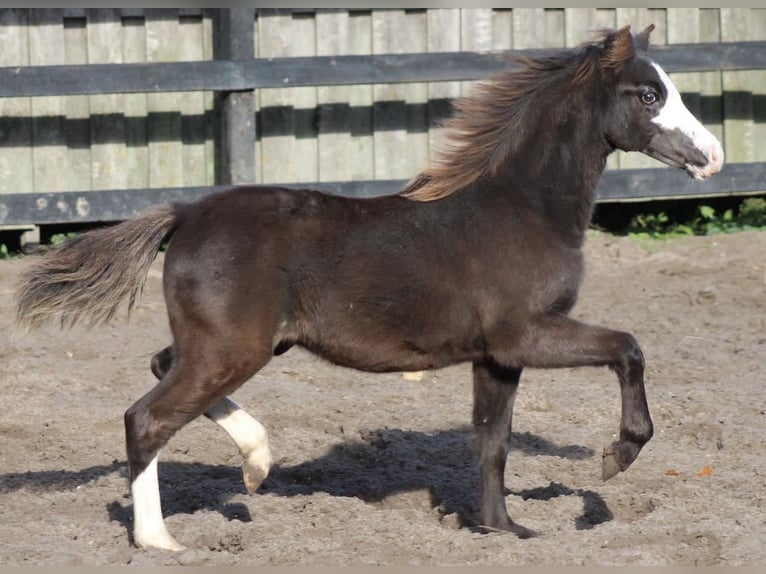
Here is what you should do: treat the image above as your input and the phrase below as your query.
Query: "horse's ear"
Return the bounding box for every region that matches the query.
[601,25,635,71]
[635,23,655,52]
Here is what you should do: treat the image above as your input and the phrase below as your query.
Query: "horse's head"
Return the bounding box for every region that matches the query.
[599,25,723,180]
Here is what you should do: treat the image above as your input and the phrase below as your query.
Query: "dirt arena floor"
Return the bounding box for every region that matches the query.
[0,229,764,566]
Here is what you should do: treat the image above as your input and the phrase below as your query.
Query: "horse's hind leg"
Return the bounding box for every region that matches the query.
[150,346,273,495]
[127,344,271,550]
[472,361,535,538]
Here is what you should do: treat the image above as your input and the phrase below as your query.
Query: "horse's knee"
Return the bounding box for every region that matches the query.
[611,331,645,374]
[624,333,645,369]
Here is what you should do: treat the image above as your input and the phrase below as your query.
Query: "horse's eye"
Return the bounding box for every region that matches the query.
[640,91,658,106]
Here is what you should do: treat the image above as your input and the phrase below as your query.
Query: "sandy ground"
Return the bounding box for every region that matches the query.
[0,229,764,566]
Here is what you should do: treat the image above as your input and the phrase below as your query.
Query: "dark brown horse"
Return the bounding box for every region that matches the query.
[16,25,723,551]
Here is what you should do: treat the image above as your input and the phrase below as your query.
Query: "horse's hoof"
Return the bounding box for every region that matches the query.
[602,437,646,481]
[601,445,625,481]
[134,530,186,552]
[242,454,271,495]
[161,539,187,553]
[479,519,537,539]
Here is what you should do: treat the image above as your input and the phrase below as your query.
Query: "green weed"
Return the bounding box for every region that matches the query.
[51,232,78,245]
[626,197,766,240]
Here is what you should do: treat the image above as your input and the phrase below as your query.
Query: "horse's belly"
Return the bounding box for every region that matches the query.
[296,327,481,373]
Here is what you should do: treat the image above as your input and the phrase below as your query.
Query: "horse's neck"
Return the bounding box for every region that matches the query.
[543,141,609,244]
[495,116,611,246]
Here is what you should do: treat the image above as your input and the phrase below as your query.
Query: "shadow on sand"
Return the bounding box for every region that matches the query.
[1,427,612,542]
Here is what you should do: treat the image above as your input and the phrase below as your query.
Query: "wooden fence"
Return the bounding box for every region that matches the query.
[0,8,765,229]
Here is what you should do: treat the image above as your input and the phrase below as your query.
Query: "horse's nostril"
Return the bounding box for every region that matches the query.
[692,148,709,167]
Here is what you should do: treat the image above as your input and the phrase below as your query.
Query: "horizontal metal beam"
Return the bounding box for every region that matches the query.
[2,41,766,98]
[1,163,763,226]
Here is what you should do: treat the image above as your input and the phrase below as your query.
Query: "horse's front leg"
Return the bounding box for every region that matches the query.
[472,361,536,538]
[499,314,653,481]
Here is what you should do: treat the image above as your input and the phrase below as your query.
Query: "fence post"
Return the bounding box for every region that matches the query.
[213,8,256,185]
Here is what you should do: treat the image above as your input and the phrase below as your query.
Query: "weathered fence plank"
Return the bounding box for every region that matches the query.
[0,9,34,197]
[721,8,762,164]
[178,12,209,187]
[88,9,127,192]
[543,8,566,48]
[122,13,149,191]
[565,7,599,49]
[372,10,428,181]
[493,8,513,50]
[698,9,724,152]
[28,9,69,194]
[460,8,493,98]
[404,10,429,179]
[63,14,91,193]
[426,9,461,161]
[724,9,766,163]
[752,11,766,163]
[258,10,301,184]
[202,12,215,186]
[513,8,547,50]
[316,10,352,183]
[346,10,375,183]
[290,11,319,183]
[145,10,184,189]
[371,9,404,180]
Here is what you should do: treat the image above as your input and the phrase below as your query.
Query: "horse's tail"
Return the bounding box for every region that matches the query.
[16,204,178,330]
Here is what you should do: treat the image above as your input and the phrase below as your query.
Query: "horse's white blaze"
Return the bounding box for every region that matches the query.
[131,453,185,551]
[651,62,724,179]
[206,397,272,492]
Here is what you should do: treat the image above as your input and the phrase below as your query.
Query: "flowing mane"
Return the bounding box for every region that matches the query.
[400,39,607,202]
